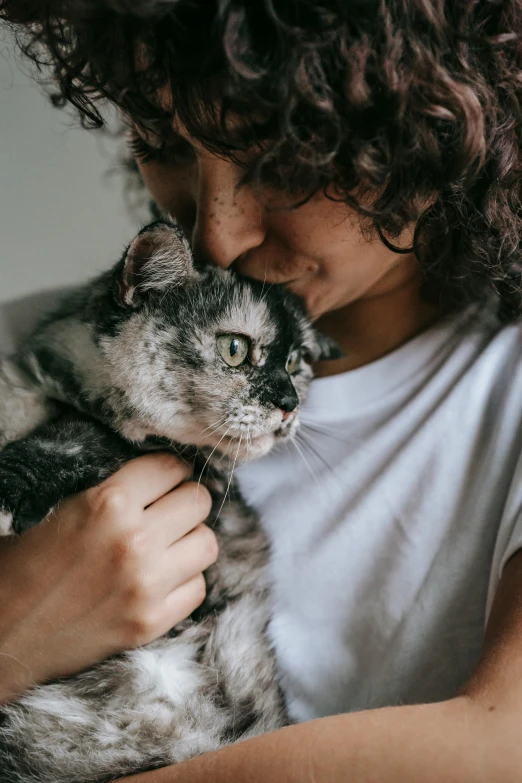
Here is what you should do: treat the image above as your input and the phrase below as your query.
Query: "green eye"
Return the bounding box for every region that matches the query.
[217,334,250,367]
[286,348,301,375]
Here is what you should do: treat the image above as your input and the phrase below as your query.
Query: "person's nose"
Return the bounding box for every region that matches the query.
[191,156,266,269]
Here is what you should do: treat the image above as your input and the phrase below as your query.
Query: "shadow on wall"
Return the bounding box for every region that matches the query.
[0,288,67,355]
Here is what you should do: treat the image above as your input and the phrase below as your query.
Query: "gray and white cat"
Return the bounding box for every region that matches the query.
[0,221,339,783]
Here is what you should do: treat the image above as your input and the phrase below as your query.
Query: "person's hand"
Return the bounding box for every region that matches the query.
[0,452,215,704]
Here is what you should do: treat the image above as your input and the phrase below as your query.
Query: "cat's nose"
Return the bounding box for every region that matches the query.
[273,392,298,420]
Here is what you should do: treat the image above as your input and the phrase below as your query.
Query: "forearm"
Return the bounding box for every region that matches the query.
[121,696,518,783]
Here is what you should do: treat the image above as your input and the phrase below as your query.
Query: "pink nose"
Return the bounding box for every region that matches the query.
[281,409,293,422]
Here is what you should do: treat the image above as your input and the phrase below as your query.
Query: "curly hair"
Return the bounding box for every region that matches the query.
[3,0,522,318]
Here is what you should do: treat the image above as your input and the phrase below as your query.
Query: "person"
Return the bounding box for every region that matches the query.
[2,1,522,780]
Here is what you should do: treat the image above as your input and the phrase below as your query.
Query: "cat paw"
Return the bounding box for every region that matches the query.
[0,475,49,536]
[0,509,14,536]
[0,453,55,535]
[0,498,50,536]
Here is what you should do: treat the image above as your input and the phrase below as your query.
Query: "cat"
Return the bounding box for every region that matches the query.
[0,220,340,783]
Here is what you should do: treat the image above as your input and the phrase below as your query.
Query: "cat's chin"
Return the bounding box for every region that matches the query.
[216,433,275,464]
[241,434,275,461]
[223,425,297,464]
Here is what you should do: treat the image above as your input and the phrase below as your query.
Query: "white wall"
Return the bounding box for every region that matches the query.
[0,31,138,308]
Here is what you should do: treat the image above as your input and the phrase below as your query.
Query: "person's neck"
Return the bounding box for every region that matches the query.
[314,264,438,378]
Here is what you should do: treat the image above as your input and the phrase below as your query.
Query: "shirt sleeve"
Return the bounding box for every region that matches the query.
[486,444,522,621]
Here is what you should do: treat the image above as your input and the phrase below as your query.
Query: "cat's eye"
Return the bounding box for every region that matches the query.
[286,349,301,374]
[217,334,250,367]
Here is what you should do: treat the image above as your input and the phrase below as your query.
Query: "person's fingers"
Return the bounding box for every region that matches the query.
[88,452,191,510]
[156,523,218,594]
[163,573,208,627]
[144,481,213,545]
[120,574,208,648]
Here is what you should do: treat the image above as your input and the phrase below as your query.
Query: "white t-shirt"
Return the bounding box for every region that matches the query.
[237,305,522,721]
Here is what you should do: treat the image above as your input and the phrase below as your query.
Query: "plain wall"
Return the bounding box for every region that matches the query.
[0,31,139,307]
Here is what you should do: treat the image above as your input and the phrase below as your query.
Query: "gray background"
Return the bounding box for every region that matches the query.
[0,30,139,312]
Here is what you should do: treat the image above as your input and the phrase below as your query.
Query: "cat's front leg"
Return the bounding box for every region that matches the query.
[0,413,139,535]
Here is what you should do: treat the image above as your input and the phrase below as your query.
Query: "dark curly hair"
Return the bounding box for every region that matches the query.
[3,0,522,318]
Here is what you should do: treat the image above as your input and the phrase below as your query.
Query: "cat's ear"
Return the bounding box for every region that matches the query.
[310,329,344,361]
[117,221,198,307]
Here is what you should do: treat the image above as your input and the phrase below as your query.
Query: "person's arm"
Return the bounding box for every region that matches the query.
[120,550,522,783]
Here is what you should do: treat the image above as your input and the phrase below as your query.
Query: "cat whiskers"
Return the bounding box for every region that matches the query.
[194,412,251,495]
[290,435,318,484]
[199,420,230,448]
[214,431,243,522]
[198,415,228,440]
[289,428,345,491]
[295,430,337,478]
[195,425,232,497]
[300,419,349,446]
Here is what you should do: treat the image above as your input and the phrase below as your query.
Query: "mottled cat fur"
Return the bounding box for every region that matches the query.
[0,221,339,783]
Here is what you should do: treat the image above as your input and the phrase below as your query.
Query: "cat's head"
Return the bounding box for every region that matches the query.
[98,221,340,463]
